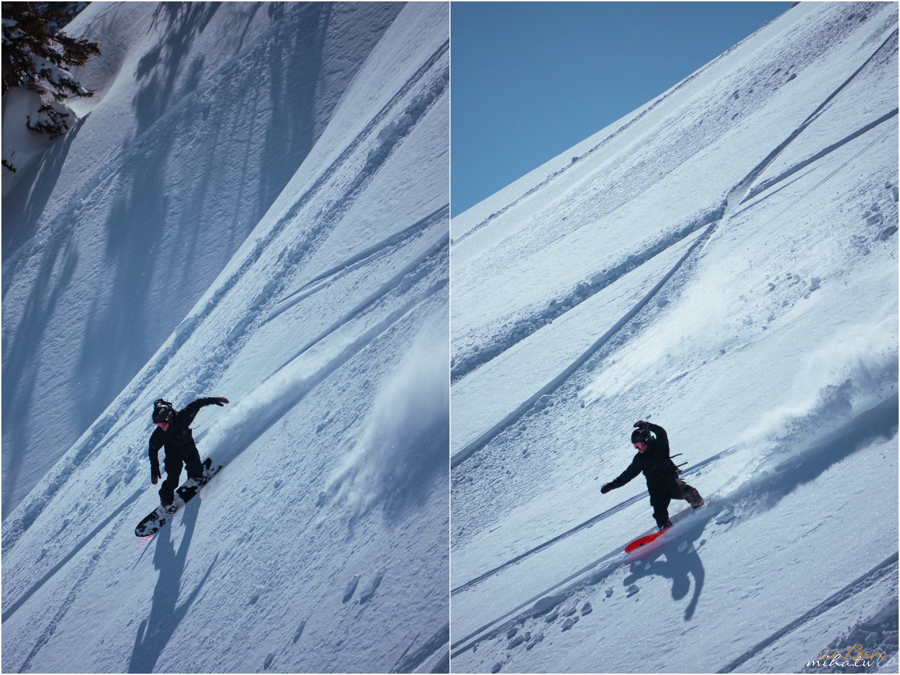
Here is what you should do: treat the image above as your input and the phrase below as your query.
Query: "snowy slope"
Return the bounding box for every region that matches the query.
[2,3,450,673]
[1,1,408,515]
[450,3,898,672]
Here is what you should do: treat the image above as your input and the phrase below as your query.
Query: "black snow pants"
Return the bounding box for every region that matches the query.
[159,446,204,505]
[649,478,704,529]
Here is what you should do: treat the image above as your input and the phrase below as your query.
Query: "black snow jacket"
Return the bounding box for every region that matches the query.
[605,422,681,492]
[148,398,220,476]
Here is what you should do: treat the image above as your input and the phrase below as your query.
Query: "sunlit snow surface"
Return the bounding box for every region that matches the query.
[2,3,449,672]
[450,3,898,673]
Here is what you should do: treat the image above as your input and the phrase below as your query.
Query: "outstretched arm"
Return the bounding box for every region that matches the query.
[180,397,229,425]
[601,457,642,493]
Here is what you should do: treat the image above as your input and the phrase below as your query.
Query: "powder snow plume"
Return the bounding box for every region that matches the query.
[326,316,449,522]
[735,310,898,460]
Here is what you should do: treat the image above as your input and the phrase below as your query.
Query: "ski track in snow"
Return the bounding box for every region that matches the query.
[450,224,715,467]
[391,623,451,673]
[264,203,449,323]
[717,553,899,673]
[18,515,128,673]
[450,6,896,386]
[1,489,143,624]
[268,228,450,374]
[201,269,448,472]
[743,107,898,204]
[450,395,899,658]
[450,22,899,470]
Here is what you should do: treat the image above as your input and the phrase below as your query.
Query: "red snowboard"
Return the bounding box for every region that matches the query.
[624,501,707,553]
[625,529,666,553]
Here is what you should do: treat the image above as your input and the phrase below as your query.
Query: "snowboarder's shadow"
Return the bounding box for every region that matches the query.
[128,495,216,673]
[623,520,708,621]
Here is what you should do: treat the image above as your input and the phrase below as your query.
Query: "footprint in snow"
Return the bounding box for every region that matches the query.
[343,575,361,603]
[358,574,383,604]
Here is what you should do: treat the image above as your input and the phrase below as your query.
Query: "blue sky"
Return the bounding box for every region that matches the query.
[451,2,793,216]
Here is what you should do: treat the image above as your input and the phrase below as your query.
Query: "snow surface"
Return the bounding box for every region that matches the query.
[3,3,449,672]
[450,3,898,673]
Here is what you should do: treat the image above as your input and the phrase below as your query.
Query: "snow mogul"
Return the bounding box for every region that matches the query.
[600,420,704,530]
[149,397,228,513]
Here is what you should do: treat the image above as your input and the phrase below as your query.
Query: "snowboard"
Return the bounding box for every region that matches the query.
[135,458,221,537]
[624,499,708,554]
[625,529,667,553]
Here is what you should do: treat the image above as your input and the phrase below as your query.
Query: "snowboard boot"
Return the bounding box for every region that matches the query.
[160,500,177,516]
[658,518,673,531]
[184,473,206,490]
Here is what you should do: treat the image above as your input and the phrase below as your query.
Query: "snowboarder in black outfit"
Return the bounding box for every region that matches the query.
[150,397,228,512]
[600,420,704,530]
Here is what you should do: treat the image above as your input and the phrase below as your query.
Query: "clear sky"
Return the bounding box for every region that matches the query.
[451,2,794,216]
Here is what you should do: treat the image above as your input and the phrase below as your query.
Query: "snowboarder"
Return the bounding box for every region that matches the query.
[600,420,704,530]
[149,397,228,513]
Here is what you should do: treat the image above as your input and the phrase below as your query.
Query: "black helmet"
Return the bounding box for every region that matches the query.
[631,428,651,444]
[152,399,174,425]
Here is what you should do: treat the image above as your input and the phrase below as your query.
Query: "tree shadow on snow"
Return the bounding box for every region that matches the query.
[73,3,340,440]
[128,494,216,673]
[1,115,89,516]
[135,3,220,134]
[1,230,79,516]
[2,113,89,254]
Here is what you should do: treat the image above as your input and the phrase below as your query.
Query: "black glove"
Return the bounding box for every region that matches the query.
[151,468,160,485]
[213,397,229,406]
[634,420,650,430]
[601,483,612,494]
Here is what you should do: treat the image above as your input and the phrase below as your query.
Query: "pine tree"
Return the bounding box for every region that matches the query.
[2,2,100,143]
